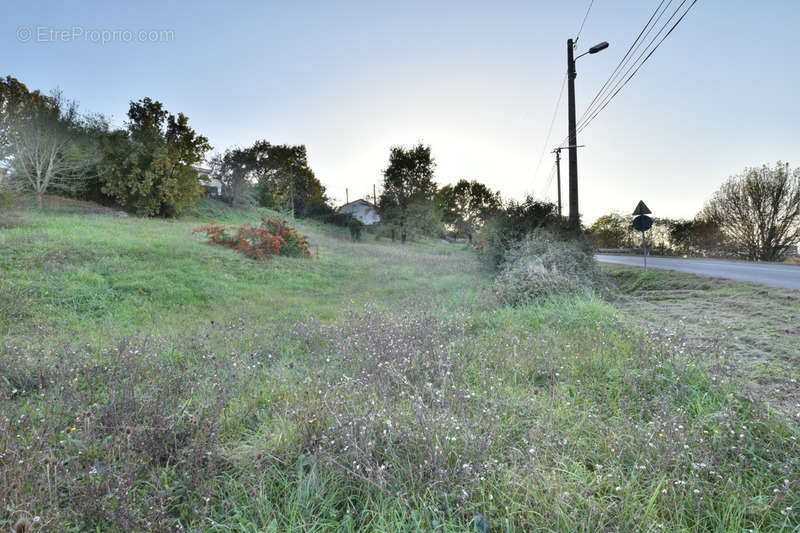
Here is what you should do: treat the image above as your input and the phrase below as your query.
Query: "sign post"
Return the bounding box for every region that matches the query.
[632,201,653,271]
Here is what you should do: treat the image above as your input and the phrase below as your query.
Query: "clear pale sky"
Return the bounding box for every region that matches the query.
[2,1,798,222]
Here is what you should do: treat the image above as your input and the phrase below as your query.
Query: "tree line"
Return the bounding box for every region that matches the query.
[5,75,794,260]
[0,76,331,218]
[0,76,514,243]
[589,162,800,261]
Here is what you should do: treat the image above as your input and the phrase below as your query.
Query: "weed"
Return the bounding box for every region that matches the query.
[490,232,600,305]
[1,203,798,531]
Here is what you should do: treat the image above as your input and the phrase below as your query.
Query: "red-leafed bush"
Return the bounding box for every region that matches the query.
[193,216,311,259]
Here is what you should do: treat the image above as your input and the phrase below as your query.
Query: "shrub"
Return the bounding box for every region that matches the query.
[0,182,15,209]
[309,210,354,228]
[490,232,599,305]
[476,196,568,268]
[193,215,311,259]
[347,217,363,241]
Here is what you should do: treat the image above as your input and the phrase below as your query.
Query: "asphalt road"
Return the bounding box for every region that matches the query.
[596,254,800,290]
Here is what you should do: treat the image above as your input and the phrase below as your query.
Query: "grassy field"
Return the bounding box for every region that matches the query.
[1,198,798,531]
[604,265,800,418]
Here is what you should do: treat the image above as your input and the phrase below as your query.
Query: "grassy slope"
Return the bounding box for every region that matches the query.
[604,265,800,417]
[1,199,798,532]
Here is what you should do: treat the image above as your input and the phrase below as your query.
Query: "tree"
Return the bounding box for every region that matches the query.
[667,218,728,256]
[99,98,211,217]
[209,147,258,209]
[1,77,37,170]
[379,143,437,243]
[1,80,99,208]
[701,163,800,261]
[666,219,693,255]
[436,179,501,241]
[588,213,635,249]
[477,195,563,267]
[248,142,328,217]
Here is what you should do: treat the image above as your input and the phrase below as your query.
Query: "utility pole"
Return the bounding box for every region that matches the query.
[552,145,584,218]
[565,38,609,226]
[289,169,295,218]
[567,38,579,226]
[373,184,377,206]
[552,148,562,217]
[345,188,349,204]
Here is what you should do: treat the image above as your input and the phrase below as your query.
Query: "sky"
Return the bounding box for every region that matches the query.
[2,0,799,222]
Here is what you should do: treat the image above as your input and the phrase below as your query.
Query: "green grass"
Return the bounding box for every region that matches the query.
[1,198,798,531]
[603,264,800,418]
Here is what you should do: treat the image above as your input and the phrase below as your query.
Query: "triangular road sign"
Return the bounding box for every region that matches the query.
[632,200,652,215]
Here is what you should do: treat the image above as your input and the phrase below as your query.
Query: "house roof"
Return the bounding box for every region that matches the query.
[338,198,378,210]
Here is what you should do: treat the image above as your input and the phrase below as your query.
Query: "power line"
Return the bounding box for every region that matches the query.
[542,161,558,199]
[578,0,687,132]
[577,0,699,134]
[575,0,670,129]
[575,0,596,42]
[531,71,567,188]
[530,0,597,197]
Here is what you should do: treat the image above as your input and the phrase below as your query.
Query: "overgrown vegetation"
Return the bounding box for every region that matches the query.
[476,195,570,267]
[490,232,599,306]
[193,215,311,259]
[604,264,800,417]
[1,202,797,531]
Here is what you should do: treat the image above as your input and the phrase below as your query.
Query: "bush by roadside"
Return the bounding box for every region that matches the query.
[489,232,600,306]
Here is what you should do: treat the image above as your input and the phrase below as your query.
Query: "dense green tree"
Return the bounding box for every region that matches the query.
[209,147,258,209]
[246,142,327,217]
[666,219,693,254]
[589,212,704,255]
[379,143,437,242]
[435,179,501,241]
[589,210,732,257]
[0,76,42,168]
[478,195,564,267]
[701,163,800,261]
[588,213,636,248]
[689,216,728,256]
[99,98,211,217]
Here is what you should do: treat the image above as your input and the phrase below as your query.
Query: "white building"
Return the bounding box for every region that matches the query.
[194,166,222,197]
[338,199,380,225]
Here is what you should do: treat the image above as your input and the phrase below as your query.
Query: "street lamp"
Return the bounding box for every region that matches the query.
[567,39,609,226]
[585,41,610,56]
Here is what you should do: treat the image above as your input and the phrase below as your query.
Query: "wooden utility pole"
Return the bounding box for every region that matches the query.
[373,184,377,205]
[289,169,295,218]
[553,148,562,217]
[345,188,349,204]
[567,38,579,226]
[553,145,584,218]
[566,38,608,226]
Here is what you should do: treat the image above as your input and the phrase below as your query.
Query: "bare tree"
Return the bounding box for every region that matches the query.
[702,162,800,261]
[6,91,98,208]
